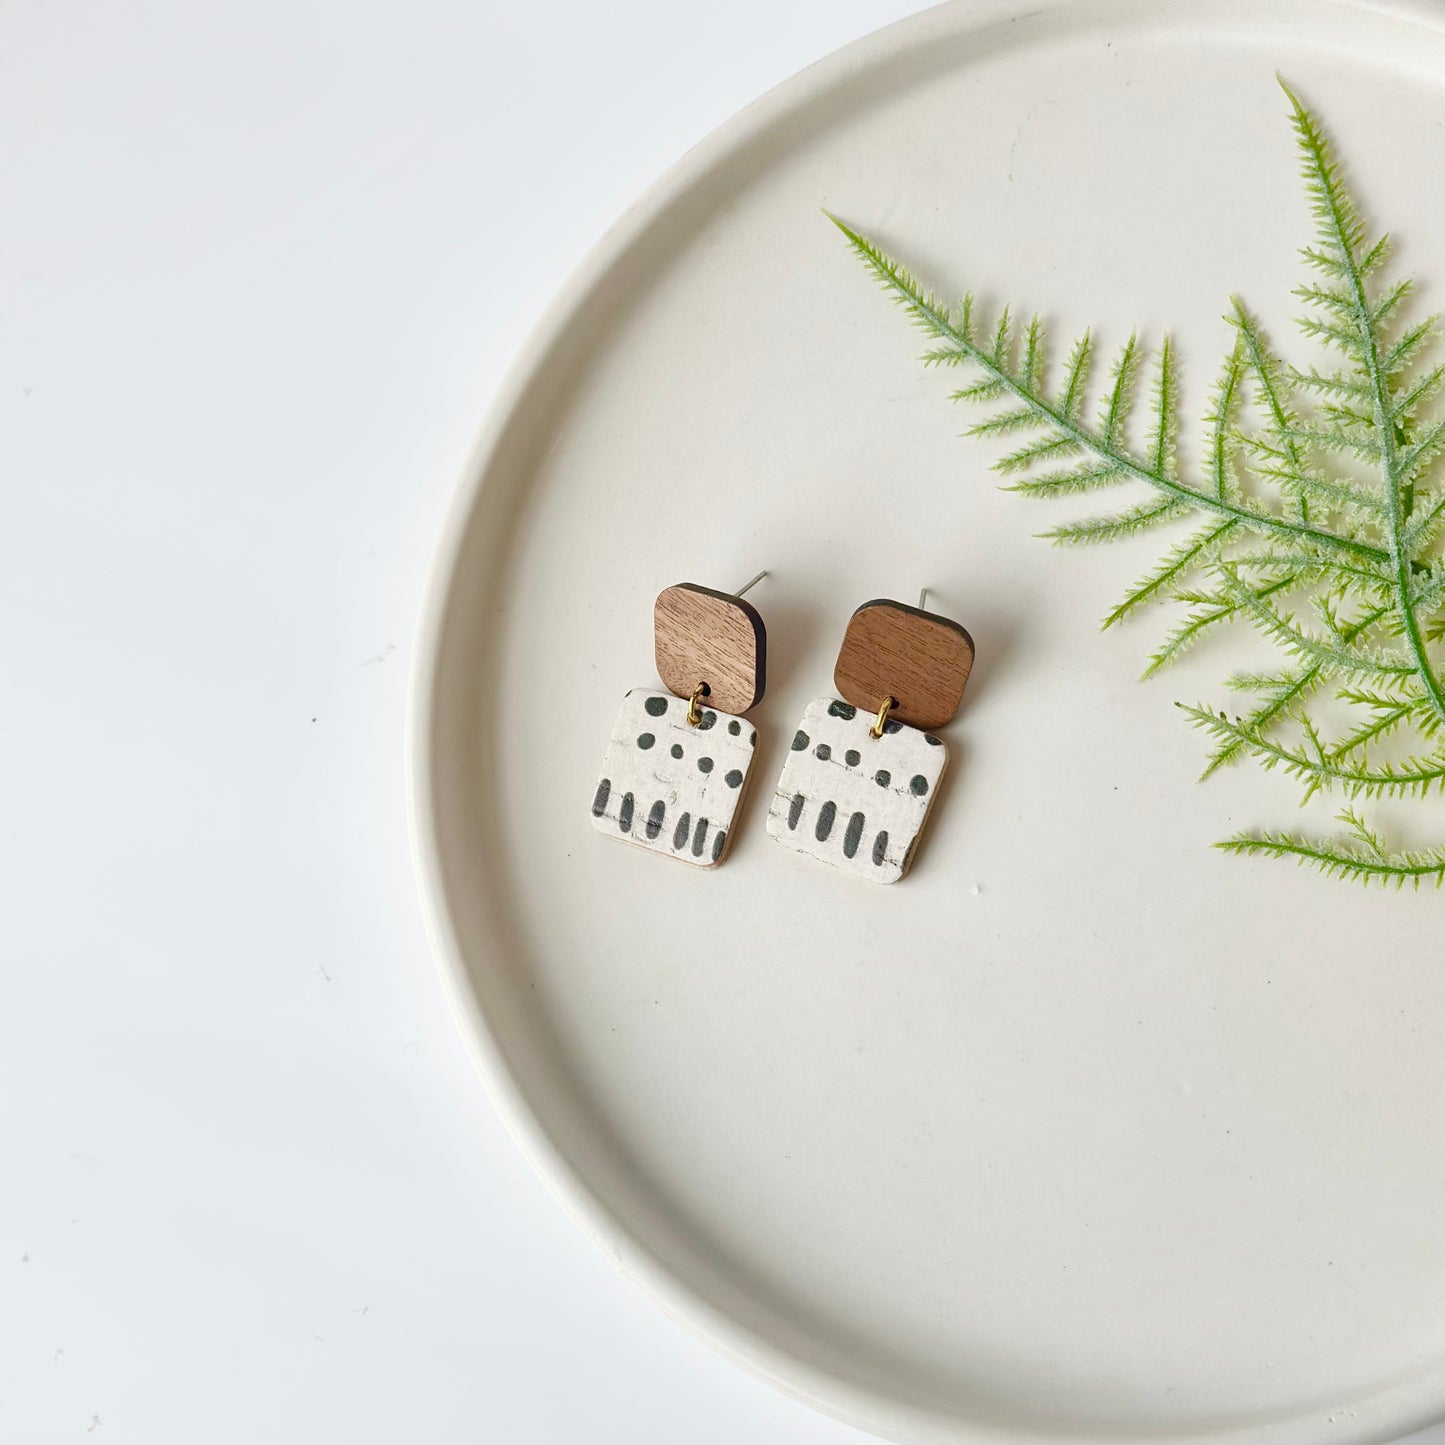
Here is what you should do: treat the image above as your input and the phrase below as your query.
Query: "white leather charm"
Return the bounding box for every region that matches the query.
[766,696,947,883]
[591,689,757,867]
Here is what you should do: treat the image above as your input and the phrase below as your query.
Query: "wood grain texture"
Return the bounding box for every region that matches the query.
[654,583,766,715]
[766,697,947,884]
[833,599,974,731]
[592,689,758,867]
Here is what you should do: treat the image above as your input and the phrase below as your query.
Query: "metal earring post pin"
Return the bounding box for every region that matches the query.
[734,570,768,598]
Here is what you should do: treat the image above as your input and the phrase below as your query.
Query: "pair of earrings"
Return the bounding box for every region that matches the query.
[589,574,974,884]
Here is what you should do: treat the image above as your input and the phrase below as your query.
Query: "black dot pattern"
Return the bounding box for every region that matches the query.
[724,769,743,788]
[844,749,860,768]
[814,743,831,761]
[791,730,809,751]
[670,743,684,759]
[637,733,655,750]
[828,701,857,720]
[875,770,891,787]
[728,720,741,736]
[697,757,713,774]
[644,696,668,717]
[910,774,929,795]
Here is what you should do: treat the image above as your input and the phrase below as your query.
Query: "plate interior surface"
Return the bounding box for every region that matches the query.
[412,2,1445,1440]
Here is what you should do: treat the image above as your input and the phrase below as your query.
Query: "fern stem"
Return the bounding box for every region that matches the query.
[1217,831,1445,887]
[1183,704,1445,796]
[829,214,1392,570]
[1283,83,1445,727]
[1202,664,1320,776]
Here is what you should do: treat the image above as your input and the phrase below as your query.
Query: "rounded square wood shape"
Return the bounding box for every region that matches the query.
[833,598,974,731]
[654,582,766,715]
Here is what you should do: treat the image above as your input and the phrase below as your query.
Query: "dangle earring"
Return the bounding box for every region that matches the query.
[768,590,973,884]
[591,573,768,867]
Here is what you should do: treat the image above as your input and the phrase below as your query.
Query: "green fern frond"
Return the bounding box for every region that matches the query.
[1144,588,1256,676]
[1201,665,1322,776]
[1383,319,1434,376]
[1060,332,1092,422]
[1291,372,1369,402]
[1005,462,1128,498]
[965,406,1044,438]
[1149,337,1179,479]
[1327,695,1423,760]
[1021,315,1045,392]
[1219,812,1445,888]
[1103,518,1236,629]
[1392,362,1445,419]
[1042,497,1190,547]
[1181,705,1445,799]
[995,432,1080,475]
[1245,453,1384,518]
[1098,335,1140,449]
[830,84,1445,884]
[1204,343,1245,502]
[990,307,1013,367]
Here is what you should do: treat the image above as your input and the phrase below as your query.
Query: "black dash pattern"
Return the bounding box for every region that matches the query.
[814,800,837,842]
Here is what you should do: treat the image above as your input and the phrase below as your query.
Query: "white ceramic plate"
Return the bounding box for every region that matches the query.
[409,2,1445,1440]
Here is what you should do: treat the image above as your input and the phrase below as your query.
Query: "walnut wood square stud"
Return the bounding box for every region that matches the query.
[833,599,974,732]
[654,583,766,717]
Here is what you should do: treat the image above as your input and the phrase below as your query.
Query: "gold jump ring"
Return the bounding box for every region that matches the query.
[869,695,897,740]
[687,683,709,727]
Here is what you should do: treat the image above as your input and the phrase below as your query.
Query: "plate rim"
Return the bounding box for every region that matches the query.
[406,2,1445,1440]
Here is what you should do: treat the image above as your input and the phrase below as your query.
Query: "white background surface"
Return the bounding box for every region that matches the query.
[4,3,1444,1443]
